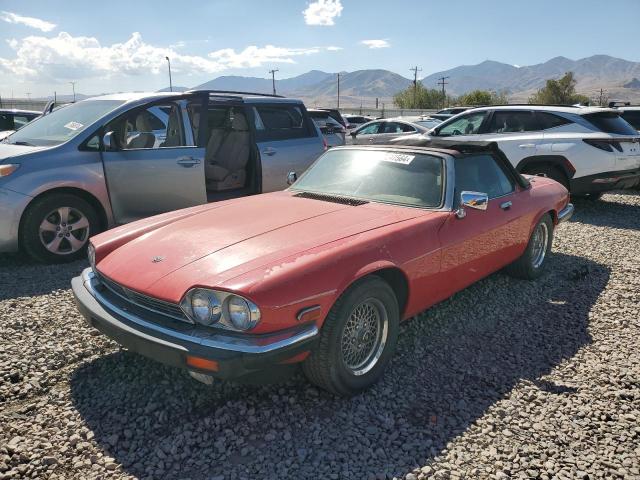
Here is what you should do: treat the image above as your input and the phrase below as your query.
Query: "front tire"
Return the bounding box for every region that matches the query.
[20,193,100,263]
[302,276,399,396]
[505,214,554,280]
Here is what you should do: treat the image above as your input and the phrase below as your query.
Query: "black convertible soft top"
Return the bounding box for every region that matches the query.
[390,136,531,189]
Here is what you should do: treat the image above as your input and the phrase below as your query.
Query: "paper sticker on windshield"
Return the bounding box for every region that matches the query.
[64,121,83,131]
[382,153,415,164]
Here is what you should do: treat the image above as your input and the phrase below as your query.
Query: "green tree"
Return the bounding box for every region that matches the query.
[528,72,589,105]
[455,89,508,106]
[394,84,443,109]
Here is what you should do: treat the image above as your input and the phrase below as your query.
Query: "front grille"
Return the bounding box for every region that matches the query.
[294,191,369,206]
[97,273,189,322]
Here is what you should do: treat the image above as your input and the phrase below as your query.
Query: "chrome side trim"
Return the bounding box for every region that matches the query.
[81,269,318,354]
[557,203,574,224]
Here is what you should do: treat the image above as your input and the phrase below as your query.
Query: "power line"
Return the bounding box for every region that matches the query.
[410,66,422,107]
[437,76,449,109]
[269,69,279,95]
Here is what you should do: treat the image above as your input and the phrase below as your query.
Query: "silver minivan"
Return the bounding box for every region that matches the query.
[0,91,325,262]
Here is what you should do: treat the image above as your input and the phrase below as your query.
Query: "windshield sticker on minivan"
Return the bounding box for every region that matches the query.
[64,121,83,131]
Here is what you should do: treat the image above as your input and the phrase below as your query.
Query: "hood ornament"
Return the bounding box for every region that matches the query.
[151,256,165,263]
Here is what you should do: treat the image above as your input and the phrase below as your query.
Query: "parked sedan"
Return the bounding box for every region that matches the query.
[349,118,429,145]
[0,108,40,135]
[73,143,573,396]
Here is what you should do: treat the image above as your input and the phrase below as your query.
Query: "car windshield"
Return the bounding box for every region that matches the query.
[7,100,125,146]
[291,148,444,208]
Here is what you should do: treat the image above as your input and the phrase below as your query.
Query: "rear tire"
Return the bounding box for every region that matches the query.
[302,276,399,396]
[505,214,554,280]
[20,193,100,263]
[523,165,569,190]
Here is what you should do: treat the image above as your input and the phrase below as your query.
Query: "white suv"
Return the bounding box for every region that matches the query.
[395,105,640,197]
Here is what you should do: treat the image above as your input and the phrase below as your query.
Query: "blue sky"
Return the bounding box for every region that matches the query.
[0,0,638,97]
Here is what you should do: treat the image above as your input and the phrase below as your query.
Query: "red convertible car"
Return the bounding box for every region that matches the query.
[72,143,573,396]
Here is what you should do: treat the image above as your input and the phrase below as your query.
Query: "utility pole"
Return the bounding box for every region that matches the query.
[598,88,605,106]
[268,69,279,95]
[69,81,76,102]
[337,73,341,109]
[165,57,173,92]
[410,66,422,108]
[437,76,449,109]
[25,92,31,101]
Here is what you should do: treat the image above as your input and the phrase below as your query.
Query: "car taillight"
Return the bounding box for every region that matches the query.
[583,139,613,152]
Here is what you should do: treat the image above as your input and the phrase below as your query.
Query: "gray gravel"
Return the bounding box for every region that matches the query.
[1,192,639,480]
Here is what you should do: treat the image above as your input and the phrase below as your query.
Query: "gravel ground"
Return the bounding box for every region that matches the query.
[1,192,639,480]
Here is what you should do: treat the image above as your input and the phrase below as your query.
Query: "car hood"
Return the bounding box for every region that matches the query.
[0,142,45,161]
[97,191,429,302]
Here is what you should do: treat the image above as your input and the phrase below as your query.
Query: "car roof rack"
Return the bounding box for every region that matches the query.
[608,101,633,108]
[184,89,285,98]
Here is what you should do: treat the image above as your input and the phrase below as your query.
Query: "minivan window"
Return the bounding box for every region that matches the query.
[253,104,313,141]
[8,100,124,147]
[584,113,638,135]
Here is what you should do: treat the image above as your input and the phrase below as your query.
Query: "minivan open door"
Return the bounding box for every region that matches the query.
[100,100,207,224]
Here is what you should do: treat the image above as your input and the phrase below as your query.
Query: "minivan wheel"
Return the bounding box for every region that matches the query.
[302,276,399,396]
[20,193,100,263]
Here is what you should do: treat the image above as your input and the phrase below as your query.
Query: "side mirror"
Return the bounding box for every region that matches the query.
[350,131,358,138]
[455,191,488,219]
[102,131,116,151]
[287,171,298,186]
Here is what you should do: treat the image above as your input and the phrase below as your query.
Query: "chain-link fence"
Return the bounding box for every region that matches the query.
[336,107,438,118]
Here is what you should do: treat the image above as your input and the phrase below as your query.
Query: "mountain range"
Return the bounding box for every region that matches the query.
[193,54,640,106]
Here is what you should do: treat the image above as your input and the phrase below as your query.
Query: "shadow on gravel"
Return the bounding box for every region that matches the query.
[0,254,86,301]
[571,194,640,231]
[70,252,609,480]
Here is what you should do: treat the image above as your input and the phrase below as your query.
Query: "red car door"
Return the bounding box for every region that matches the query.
[436,154,528,297]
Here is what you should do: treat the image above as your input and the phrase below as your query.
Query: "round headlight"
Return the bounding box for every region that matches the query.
[227,295,253,330]
[87,243,96,271]
[190,289,222,326]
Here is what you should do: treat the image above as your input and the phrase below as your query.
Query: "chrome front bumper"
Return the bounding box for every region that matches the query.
[557,203,574,224]
[72,268,319,379]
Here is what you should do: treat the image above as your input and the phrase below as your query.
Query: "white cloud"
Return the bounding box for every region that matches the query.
[0,11,56,32]
[360,39,390,49]
[303,0,343,26]
[0,32,338,81]
[326,46,343,51]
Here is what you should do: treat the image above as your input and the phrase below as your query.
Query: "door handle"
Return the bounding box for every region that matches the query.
[263,147,277,156]
[500,201,512,210]
[177,156,201,167]
[368,138,375,143]
[518,143,536,148]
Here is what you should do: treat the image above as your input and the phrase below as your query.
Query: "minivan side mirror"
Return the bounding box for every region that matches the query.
[102,131,116,151]
[287,171,298,186]
[455,191,489,219]
[350,131,358,138]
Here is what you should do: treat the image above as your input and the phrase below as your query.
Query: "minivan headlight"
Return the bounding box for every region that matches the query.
[180,288,260,331]
[0,164,20,177]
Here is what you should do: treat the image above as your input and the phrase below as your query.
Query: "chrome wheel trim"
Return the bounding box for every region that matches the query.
[340,298,389,376]
[531,222,549,269]
[38,207,90,255]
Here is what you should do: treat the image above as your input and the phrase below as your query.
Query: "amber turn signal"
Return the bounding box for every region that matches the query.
[186,355,219,372]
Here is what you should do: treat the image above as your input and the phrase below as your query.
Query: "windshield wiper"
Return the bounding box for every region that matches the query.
[11,141,35,146]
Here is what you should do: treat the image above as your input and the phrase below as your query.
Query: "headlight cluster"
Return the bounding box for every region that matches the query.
[180,288,261,331]
[87,243,96,272]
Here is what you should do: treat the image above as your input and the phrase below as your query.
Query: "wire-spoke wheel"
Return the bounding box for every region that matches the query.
[20,193,99,263]
[302,276,399,396]
[39,206,91,255]
[340,298,388,376]
[530,222,549,269]
[505,213,554,280]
